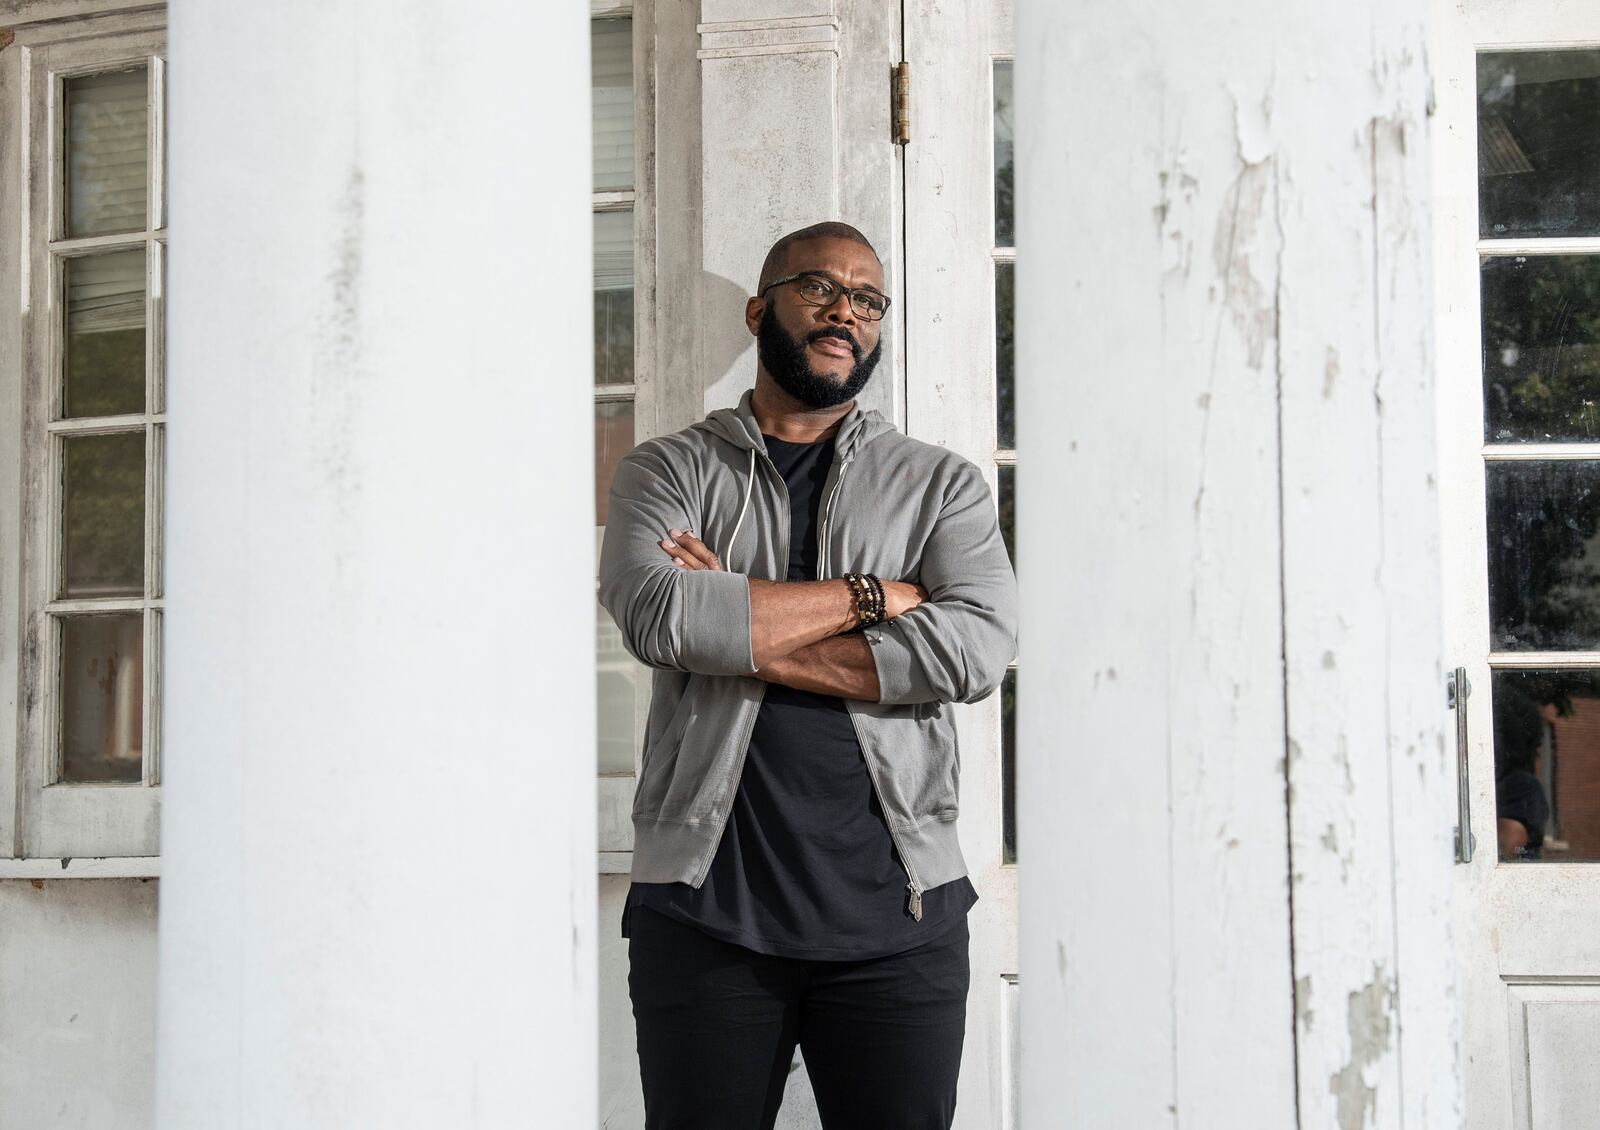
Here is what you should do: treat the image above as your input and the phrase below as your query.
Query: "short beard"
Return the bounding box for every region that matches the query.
[757,303,882,410]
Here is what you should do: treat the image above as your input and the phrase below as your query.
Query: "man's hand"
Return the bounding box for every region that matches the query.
[659,529,721,571]
[884,581,930,618]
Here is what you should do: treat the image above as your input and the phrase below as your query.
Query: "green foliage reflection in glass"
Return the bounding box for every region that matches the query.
[1486,461,1600,652]
[996,262,1015,450]
[1482,256,1600,443]
[998,465,1015,565]
[1001,667,1016,864]
[994,61,1014,247]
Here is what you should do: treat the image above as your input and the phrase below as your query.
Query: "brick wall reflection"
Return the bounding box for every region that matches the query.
[1551,696,1600,859]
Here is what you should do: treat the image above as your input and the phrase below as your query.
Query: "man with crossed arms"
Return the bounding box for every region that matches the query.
[600,221,1018,1130]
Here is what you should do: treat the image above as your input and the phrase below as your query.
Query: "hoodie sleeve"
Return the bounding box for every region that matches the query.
[597,441,758,677]
[866,459,1019,705]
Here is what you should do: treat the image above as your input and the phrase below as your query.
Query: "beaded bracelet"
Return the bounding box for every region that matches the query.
[842,572,866,629]
[862,573,886,624]
[843,572,887,630]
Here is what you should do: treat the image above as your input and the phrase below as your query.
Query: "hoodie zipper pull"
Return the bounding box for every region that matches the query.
[907,883,923,922]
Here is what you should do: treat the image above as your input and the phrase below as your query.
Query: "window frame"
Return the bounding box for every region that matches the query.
[992,54,1017,866]
[1,5,168,864]
[592,0,657,871]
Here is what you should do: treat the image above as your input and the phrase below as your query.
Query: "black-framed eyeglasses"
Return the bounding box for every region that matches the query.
[760,272,891,321]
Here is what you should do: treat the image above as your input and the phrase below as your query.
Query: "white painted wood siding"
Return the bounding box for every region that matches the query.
[1015,0,1456,1126]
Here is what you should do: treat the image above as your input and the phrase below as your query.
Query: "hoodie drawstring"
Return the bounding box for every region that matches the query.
[817,455,854,579]
[720,447,757,569]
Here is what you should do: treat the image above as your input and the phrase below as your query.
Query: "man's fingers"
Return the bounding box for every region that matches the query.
[667,528,722,571]
[659,538,706,570]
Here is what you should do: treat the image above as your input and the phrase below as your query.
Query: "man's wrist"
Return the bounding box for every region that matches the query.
[833,578,859,636]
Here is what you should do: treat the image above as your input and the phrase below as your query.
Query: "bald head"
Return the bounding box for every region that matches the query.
[758,222,880,294]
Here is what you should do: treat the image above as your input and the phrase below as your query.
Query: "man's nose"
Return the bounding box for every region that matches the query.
[819,291,858,325]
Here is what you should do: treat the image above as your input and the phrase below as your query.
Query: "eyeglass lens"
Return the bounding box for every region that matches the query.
[799,275,885,319]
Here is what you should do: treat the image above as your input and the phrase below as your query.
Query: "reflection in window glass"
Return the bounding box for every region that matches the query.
[65,249,146,418]
[65,68,149,238]
[1478,50,1600,240]
[60,614,143,783]
[998,465,1015,565]
[596,594,637,775]
[591,19,634,192]
[595,400,635,526]
[996,261,1015,449]
[1486,461,1600,651]
[1002,667,1016,864]
[994,60,1014,247]
[1480,255,1600,444]
[1492,669,1600,862]
[61,432,145,599]
[594,210,634,386]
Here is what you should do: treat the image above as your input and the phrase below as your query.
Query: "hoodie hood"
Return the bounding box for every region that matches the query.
[694,387,895,460]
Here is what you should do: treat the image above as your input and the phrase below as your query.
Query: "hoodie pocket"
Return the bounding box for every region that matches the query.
[632,674,700,819]
[880,706,960,826]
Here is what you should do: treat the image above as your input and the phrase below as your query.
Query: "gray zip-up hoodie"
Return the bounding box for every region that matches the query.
[597,388,1018,914]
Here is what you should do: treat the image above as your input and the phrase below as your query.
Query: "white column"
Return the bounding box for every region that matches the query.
[155,3,595,1127]
[1016,1,1455,1126]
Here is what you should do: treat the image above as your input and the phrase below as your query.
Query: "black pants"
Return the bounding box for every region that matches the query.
[627,907,970,1130]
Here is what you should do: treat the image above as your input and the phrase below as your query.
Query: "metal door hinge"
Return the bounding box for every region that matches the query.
[892,61,910,145]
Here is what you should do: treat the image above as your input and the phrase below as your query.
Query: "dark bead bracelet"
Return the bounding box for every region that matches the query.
[843,572,885,630]
[862,573,886,625]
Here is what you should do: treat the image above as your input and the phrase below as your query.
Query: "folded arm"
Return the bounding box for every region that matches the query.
[755,634,881,701]
[863,460,1019,705]
[756,462,1017,705]
[598,445,924,674]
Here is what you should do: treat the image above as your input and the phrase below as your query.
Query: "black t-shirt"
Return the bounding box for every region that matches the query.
[623,432,976,959]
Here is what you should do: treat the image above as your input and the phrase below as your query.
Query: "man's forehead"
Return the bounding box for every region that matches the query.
[783,238,884,290]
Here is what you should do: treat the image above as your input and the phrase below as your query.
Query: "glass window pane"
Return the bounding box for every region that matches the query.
[61,431,145,598]
[998,464,1015,565]
[1482,255,1600,444]
[597,592,637,775]
[1002,667,1017,864]
[1486,460,1600,651]
[65,249,146,418]
[592,18,634,192]
[60,613,143,783]
[994,61,1014,247]
[595,400,635,526]
[1478,51,1600,240]
[1491,669,1600,862]
[65,68,149,237]
[996,260,1014,449]
[594,210,634,385]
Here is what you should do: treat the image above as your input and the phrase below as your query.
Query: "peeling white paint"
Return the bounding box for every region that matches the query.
[1328,966,1395,1130]
[1019,0,1452,1126]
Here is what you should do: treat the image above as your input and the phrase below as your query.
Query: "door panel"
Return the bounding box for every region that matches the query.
[903,2,1016,1127]
[1434,2,1600,1125]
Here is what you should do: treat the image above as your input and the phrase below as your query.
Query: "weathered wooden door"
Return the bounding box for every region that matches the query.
[1435,3,1600,1124]
[902,2,1020,1127]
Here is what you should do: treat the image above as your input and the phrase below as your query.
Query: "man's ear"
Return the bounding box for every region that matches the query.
[744,296,765,336]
